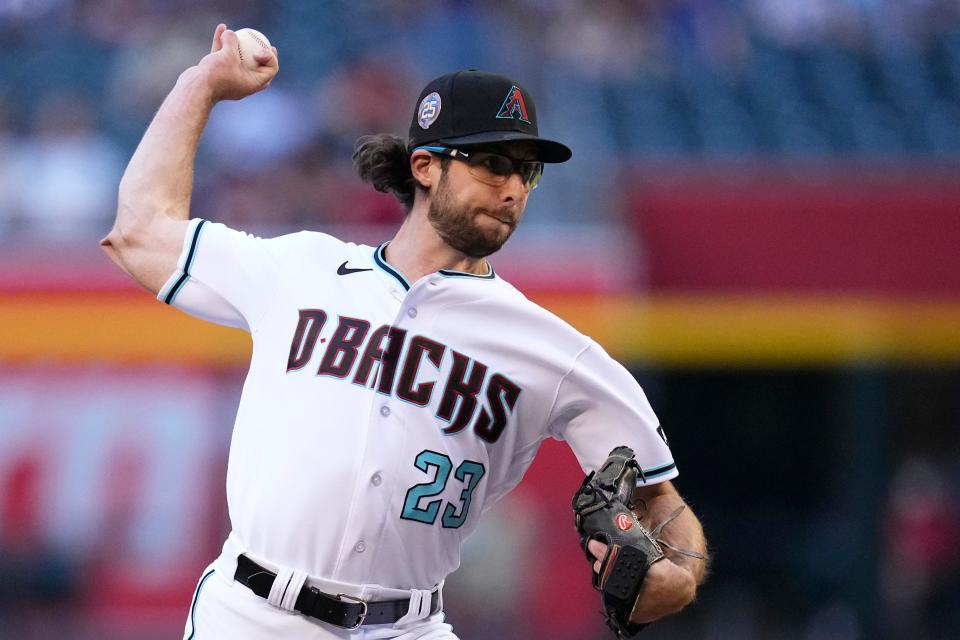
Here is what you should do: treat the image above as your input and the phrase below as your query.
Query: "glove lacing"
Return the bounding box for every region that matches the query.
[647,506,706,560]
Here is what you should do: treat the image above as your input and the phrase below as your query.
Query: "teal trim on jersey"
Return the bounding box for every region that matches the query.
[185,568,215,640]
[373,243,411,291]
[164,219,208,305]
[183,219,207,275]
[438,262,495,280]
[373,242,496,288]
[641,461,678,480]
[164,275,188,305]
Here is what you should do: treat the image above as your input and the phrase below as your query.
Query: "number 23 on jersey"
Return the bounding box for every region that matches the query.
[401,450,485,529]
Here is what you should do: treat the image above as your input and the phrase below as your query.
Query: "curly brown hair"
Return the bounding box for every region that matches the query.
[352,134,419,210]
[353,134,450,211]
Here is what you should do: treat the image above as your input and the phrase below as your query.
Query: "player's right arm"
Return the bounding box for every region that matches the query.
[100,24,278,294]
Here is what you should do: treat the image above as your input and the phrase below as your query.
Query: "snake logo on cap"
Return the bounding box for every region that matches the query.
[418,92,442,129]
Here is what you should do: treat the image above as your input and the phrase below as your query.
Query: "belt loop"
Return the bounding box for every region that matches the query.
[267,566,309,612]
[394,588,432,626]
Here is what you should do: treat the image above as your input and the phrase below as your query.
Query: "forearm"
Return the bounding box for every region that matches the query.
[115,67,216,236]
[579,454,708,628]
[636,485,708,584]
[100,26,277,293]
[622,481,707,624]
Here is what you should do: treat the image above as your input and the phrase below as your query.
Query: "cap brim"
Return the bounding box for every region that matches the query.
[434,131,572,163]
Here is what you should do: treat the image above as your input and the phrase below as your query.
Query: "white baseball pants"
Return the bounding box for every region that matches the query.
[183,550,457,640]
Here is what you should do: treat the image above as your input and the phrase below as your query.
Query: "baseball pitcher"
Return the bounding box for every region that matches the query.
[101,24,708,640]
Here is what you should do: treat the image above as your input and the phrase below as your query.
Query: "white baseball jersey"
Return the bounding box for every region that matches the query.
[158,218,677,591]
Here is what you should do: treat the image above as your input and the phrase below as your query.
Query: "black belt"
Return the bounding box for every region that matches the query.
[233,554,440,629]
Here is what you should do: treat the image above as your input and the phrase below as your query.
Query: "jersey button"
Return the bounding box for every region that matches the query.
[407,307,418,318]
[380,405,391,417]
[355,541,366,553]
[371,473,382,486]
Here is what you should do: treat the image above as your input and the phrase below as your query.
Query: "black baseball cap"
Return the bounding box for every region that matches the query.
[407,70,572,163]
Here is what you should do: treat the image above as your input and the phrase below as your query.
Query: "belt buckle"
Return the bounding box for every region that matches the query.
[336,593,368,629]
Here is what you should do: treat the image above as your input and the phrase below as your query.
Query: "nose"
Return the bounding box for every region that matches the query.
[500,172,528,202]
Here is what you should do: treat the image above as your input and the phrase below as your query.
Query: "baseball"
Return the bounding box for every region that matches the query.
[235,28,272,70]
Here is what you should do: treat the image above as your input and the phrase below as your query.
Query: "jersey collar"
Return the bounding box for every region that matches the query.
[373,242,496,291]
[373,243,412,291]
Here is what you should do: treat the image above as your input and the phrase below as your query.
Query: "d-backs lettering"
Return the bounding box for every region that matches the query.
[285,310,520,443]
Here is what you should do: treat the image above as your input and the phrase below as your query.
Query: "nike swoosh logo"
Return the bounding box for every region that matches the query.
[337,261,373,276]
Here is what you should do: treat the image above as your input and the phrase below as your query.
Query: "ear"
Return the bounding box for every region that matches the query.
[410,151,434,189]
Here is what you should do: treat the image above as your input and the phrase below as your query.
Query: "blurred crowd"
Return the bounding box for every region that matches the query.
[2,4,959,639]
[883,455,960,639]
[0,0,959,237]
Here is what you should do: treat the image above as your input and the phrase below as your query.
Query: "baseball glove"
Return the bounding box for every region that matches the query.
[572,446,694,638]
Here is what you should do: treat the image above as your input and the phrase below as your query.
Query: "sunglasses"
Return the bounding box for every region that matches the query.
[415,145,544,190]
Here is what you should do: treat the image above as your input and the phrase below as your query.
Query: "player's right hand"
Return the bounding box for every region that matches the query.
[195,24,279,102]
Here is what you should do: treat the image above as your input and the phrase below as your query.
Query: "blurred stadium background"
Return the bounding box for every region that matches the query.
[2,1,960,638]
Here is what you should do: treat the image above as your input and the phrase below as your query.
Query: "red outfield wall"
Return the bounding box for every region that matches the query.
[628,163,960,296]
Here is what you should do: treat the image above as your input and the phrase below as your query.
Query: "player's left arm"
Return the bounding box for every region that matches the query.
[587,480,708,624]
[631,481,708,623]
[551,340,708,624]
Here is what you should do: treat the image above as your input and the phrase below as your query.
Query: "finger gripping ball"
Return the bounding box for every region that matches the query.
[235,28,271,70]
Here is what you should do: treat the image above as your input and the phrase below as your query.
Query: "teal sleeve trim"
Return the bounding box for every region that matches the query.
[640,461,677,480]
[163,219,208,305]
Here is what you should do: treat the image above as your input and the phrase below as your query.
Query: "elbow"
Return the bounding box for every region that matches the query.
[106,196,155,247]
[101,215,135,254]
[99,223,133,274]
[100,199,148,262]
[100,225,126,251]
[99,230,115,253]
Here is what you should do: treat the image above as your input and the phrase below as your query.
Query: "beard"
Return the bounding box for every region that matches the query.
[427,171,517,259]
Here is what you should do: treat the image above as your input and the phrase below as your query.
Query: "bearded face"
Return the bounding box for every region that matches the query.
[426,169,520,259]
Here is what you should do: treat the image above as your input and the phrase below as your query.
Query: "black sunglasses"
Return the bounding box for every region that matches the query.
[415,145,544,190]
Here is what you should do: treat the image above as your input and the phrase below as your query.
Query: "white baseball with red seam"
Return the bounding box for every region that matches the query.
[234,28,271,70]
